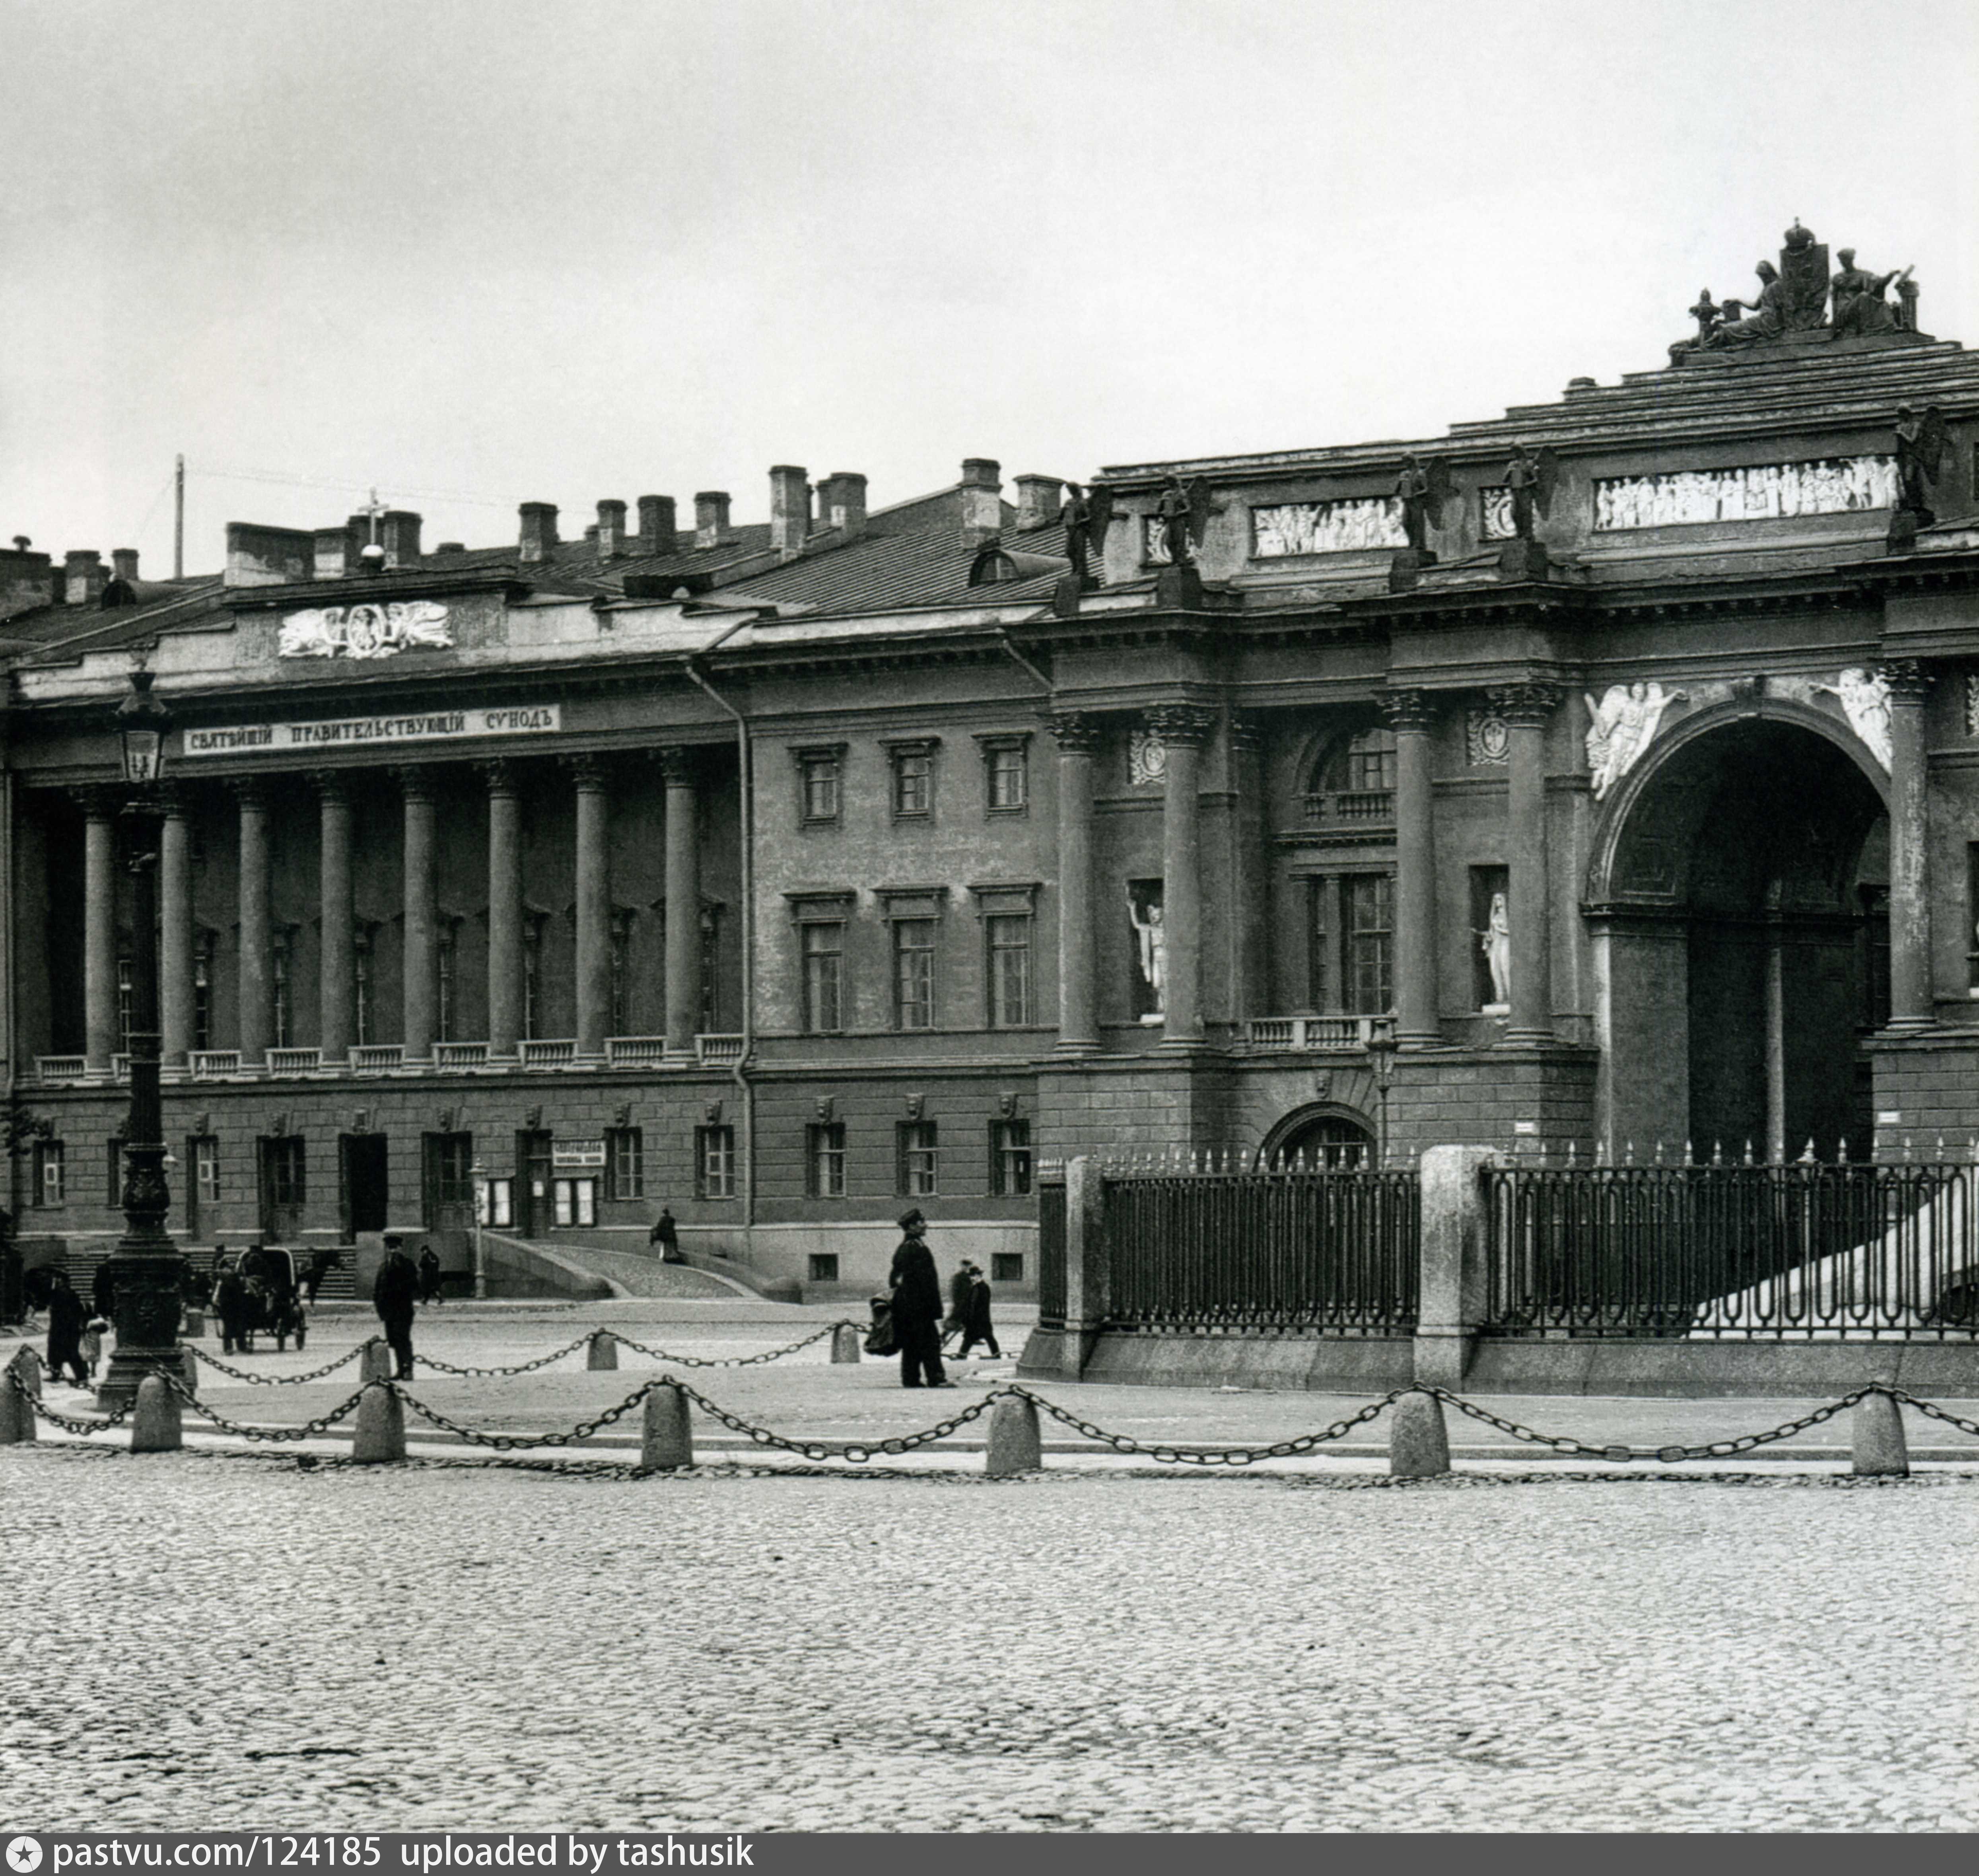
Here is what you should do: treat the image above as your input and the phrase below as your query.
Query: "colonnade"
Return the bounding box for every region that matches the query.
[78,749,708,1073]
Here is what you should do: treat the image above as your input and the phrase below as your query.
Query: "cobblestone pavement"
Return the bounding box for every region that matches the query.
[4,1446,1977,1832]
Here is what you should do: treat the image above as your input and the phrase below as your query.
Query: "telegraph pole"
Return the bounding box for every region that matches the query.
[173,455,185,581]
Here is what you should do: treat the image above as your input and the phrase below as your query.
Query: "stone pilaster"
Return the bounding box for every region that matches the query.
[1882,660,1934,1031]
[1384,690,1439,1048]
[1490,682,1563,1046]
[484,761,524,1061]
[658,747,701,1056]
[1049,714,1102,1052]
[1147,703,1218,1047]
[318,779,354,1065]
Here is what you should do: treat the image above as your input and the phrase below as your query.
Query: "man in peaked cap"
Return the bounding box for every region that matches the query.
[887,1209,951,1389]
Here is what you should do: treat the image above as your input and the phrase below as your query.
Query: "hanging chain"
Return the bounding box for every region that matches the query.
[1009,1382,1408,1465]
[154,1369,371,1442]
[194,1343,371,1387]
[606,1323,850,1369]
[9,1370,132,1433]
[1420,1383,1871,1463]
[388,1378,661,1451]
[414,1334,597,1378]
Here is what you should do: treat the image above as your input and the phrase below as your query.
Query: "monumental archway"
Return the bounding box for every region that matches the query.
[1587,704,1889,1160]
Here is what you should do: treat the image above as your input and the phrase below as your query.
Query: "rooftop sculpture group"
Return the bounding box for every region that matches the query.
[1673,223,1921,361]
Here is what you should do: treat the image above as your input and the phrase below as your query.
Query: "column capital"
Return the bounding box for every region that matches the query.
[653,745,698,787]
[315,773,351,807]
[154,782,192,818]
[563,752,612,791]
[1047,712,1104,756]
[1227,710,1268,756]
[70,784,123,820]
[1878,659,1933,704]
[1487,681,1565,727]
[1144,702,1218,748]
[394,764,437,802]
[229,776,272,810]
[479,758,525,796]
[1381,688,1437,733]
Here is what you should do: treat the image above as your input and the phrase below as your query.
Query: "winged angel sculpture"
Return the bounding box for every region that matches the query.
[1153,474,1213,568]
[1585,680,1686,800]
[1394,455,1455,554]
[279,600,453,660]
[1504,444,1559,539]
[1061,481,1114,585]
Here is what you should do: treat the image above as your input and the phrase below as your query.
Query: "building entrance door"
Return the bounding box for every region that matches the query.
[516,1130,552,1237]
[339,1133,389,1236]
[1594,714,1887,1161]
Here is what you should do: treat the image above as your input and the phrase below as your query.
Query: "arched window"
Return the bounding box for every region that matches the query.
[1306,723,1396,826]
[1270,1111,1374,1169]
[968,545,1021,586]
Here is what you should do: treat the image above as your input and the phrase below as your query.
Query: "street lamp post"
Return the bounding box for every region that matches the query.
[469,1159,488,1300]
[1366,1028,1399,1171]
[97,667,187,1409]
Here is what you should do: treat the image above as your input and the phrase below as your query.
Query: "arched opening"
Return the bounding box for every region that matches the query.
[1593,713,1888,1159]
[1263,1104,1375,1169]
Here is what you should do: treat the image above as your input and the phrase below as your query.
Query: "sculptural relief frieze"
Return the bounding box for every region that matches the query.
[279,599,453,660]
[1591,458,1896,532]
[1586,682,1686,801]
[1251,497,1405,558]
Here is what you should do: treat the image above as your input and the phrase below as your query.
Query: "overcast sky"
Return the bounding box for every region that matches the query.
[4,0,1975,574]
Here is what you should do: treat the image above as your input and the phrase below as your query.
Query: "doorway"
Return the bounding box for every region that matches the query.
[516,1129,552,1237]
[339,1133,389,1236]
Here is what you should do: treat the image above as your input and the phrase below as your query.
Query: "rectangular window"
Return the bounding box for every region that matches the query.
[272,930,294,1048]
[193,939,214,1052]
[801,753,841,823]
[437,926,457,1044]
[476,1176,514,1228]
[987,744,1028,812]
[606,1127,644,1201]
[1343,874,1394,1016]
[808,1252,840,1283]
[696,1125,735,1200]
[106,1137,125,1207]
[552,1177,597,1227]
[986,914,1032,1027]
[806,1123,846,1199]
[354,928,373,1046]
[264,1136,307,1210]
[193,1136,220,1204]
[990,1118,1032,1196]
[892,918,936,1030]
[802,923,844,1034]
[34,1140,64,1207]
[991,1252,1024,1285]
[898,1121,939,1197]
[892,747,933,819]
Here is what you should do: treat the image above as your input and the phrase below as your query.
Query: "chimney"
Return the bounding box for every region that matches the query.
[434,541,465,557]
[1015,475,1063,534]
[380,510,422,569]
[960,458,1003,548]
[223,523,315,589]
[694,491,732,549]
[519,502,559,565]
[111,547,140,583]
[0,539,54,616]
[314,523,354,577]
[596,499,627,559]
[769,465,809,561]
[818,472,867,540]
[64,550,105,606]
[637,495,677,556]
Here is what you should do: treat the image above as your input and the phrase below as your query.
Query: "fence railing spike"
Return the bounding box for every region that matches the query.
[1623,1139,1635,1166]
[1712,1139,1723,1166]
[1837,1135,1849,1165]
[1566,1140,1578,1168]
[1652,1138,1665,1166]
[1683,1138,1694,1166]
[1744,1139,1754,1166]
[1799,1138,1817,1164]
[1936,1133,1946,1163]
[1904,1135,1915,1163]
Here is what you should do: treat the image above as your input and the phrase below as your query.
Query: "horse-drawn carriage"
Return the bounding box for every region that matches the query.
[215,1244,307,1353]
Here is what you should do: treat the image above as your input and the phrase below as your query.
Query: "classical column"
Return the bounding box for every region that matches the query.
[658,748,702,1055]
[318,778,354,1065]
[484,761,524,1060]
[570,756,612,1061]
[80,789,119,1075]
[1228,711,1269,1027]
[1385,690,1440,1048]
[1883,661,1934,1032]
[159,789,194,1070]
[401,769,437,1062]
[1492,682,1562,1046]
[1148,704,1218,1046]
[1049,713,1101,1052]
[235,780,272,1069]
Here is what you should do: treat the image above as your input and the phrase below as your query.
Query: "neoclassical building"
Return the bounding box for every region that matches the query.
[6,224,1977,1297]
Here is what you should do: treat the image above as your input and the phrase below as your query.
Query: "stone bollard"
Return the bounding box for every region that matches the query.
[587,1330,619,1371]
[1851,1388,1909,1478]
[830,1323,862,1365]
[986,1393,1043,1477]
[351,1382,407,1464]
[359,1339,393,1384]
[640,1384,694,1469]
[10,1345,43,1400]
[0,1369,35,1444]
[178,1347,199,1397]
[130,1372,184,1454]
[1389,1390,1451,1479]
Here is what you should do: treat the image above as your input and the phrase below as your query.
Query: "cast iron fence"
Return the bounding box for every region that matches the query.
[1037,1178,1068,1330]
[1104,1166,1419,1335]
[1485,1160,1979,1340]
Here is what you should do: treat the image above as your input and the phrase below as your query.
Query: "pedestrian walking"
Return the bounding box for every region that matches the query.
[649,1206,684,1263]
[887,1209,951,1389]
[90,1256,117,1326]
[373,1234,420,1380]
[79,1314,109,1379]
[303,1247,340,1305]
[214,1250,251,1355]
[418,1242,445,1304]
[943,1260,972,1350]
[956,1260,1001,1360]
[44,1271,90,1387]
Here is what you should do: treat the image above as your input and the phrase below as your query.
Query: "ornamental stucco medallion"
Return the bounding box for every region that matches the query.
[279,599,453,660]
[1128,728,1167,786]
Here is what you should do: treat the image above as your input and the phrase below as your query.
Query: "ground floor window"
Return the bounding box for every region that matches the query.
[807,1123,846,1199]
[552,1177,597,1227]
[808,1252,840,1283]
[990,1119,1032,1196]
[192,1135,220,1205]
[898,1121,939,1197]
[991,1252,1024,1285]
[262,1135,307,1208]
[477,1176,514,1228]
[696,1125,735,1199]
[605,1126,644,1201]
[34,1139,64,1207]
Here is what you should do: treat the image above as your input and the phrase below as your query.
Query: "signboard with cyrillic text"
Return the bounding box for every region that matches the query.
[184,704,561,758]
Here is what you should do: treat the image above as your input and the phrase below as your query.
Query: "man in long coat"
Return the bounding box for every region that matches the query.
[373,1235,420,1380]
[44,1271,90,1387]
[887,1210,951,1389]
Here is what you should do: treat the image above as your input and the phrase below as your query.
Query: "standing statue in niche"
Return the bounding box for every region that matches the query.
[1585,680,1687,799]
[1060,481,1113,587]
[1503,444,1559,540]
[1154,474,1212,568]
[1481,892,1512,1011]
[1126,883,1167,1018]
